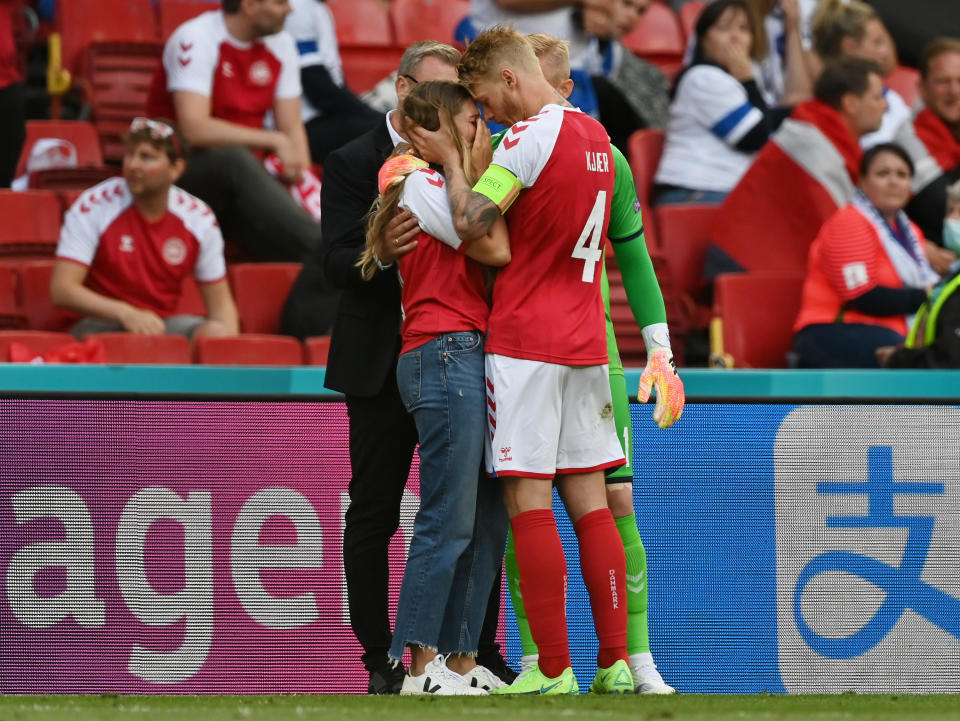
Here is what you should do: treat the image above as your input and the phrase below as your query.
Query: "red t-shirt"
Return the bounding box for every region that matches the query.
[56,178,227,316]
[146,10,301,129]
[483,105,615,365]
[396,168,490,355]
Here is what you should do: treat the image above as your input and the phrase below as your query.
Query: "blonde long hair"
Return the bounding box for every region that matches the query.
[358,81,477,280]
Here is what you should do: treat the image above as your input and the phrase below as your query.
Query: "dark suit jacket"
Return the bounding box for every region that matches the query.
[320,116,401,397]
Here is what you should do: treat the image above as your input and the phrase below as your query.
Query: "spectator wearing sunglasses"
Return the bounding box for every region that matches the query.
[51,118,239,341]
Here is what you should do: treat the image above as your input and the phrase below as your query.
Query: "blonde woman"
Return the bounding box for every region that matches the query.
[360,80,511,696]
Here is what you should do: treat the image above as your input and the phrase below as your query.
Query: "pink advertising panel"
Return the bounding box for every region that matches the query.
[0,399,480,693]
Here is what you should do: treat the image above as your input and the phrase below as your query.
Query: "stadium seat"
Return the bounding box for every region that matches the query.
[14,120,105,179]
[654,203,718,327]
[304,335,331,366]
[0,191,62,257]
[885,65,921,109]
[228,263,302,334]
[711,272,805,368]
[30,167,119,193]
[339,46,406,94]
[390,0,470,46]
[679,1,705,43]
[328,0,393,46]
[626,129,664,238]
[88,332,192,364]
[621,1,685,78]
[0,330,76,361]
[81,42,164,163]
[0,264,25,329]
[195,334,304,365]
[19,260,79,332]
[58,189,86,214]
[157,0,220,42]
[56,0,158,74]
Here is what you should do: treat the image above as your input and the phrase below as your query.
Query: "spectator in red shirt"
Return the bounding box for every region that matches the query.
[146,0,320,261]
[0,0,25,188]
[51,118,239,340]
[793,142,939,367]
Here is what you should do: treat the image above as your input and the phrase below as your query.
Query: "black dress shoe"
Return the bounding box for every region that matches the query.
[476,650,519,685]
[367,657,406,694]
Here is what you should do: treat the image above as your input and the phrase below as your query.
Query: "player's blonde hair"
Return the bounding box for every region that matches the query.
[458,25,542,90]
[526,33,570,88]
[358,81,477,280]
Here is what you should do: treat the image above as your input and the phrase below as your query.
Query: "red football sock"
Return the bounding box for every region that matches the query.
[575,508,628,669]
[510,508,570,678]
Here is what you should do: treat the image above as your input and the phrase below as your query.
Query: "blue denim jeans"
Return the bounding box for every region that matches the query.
[390,331,509,658]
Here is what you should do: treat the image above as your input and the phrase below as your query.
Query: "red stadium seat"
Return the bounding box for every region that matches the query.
[390,0,470,45]
[157,0,220,42]
[654,203,718,328]
[56,0,158,74]
[304,335,331,366]
[174,275,207,317]
[19,260,79,331]
[0,191,62,257]
[0,330,76,361]
[885,65,921,109]
[712,272,804,368]
[626,129,664,244]
[194,334,304,365]
[228,263,302,334]
[30,167,119,193]
[81,42,164,164]
[339,46,406,94]
[0,264,25,329]
[679,1,705,43]
[88,332,192,364]
[328,0,393,46]
[15,120,105,179]
[621,1,685,77]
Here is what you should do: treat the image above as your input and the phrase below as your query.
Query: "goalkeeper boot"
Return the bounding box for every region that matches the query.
[630,655,676,695]
[491,663,579,695]
[589,658,634,694]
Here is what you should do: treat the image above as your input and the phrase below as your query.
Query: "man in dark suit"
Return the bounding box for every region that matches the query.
[312,41,468,694]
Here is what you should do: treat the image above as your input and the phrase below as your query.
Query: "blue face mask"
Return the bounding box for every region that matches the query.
[944,218,960,255]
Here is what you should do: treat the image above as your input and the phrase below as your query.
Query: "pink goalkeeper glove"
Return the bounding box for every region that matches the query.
[638,325,685,429]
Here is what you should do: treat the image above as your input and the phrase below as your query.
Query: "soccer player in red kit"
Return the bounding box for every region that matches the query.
[409,26,632,695]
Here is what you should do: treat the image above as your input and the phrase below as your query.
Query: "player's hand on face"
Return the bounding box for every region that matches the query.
[637,348,685,429]
[471,118,493,180]
[409,112,460,167]
[273,133,305,184]
[118,305,166,335]
[379,207,420,263]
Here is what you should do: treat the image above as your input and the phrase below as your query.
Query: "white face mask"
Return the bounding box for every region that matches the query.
[944,218,960,255]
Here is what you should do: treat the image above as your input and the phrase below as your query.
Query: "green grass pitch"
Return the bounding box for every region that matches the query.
[3,695,960,721]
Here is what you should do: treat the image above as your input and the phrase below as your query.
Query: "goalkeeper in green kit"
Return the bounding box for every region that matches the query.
[383,32,684,694]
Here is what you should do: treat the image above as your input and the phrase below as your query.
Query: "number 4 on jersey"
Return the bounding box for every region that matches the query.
[571,190,607,282]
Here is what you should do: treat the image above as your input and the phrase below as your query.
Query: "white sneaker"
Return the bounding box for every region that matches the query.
[630,654,676,695]
[520,654,539,674]
[400,655,488,696]
[463,664,507,692]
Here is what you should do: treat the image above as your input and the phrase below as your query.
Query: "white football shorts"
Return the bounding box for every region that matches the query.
[484,353,626,478]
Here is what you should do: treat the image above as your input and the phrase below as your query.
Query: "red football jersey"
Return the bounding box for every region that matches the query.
[396,168,490,355]
[485,105,615,365]
[147,10,301,129]
[56,178,227,316]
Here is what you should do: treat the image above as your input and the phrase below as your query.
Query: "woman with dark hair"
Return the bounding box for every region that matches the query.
[793,143,940,367]
[654,0,781,205]
[360,80,511,696]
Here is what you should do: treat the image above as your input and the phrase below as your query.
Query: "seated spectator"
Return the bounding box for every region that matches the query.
[654,0,778,205]
[884,179,960,368]
[146,0,321,262]
[710,57,887,274]
[584,0,671,150]
[896,38,960,268]
[793,143,938,368]
[51,118,239,340]
[284,0,380,163]
[811,0,908,149]
[0,0,25,188]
